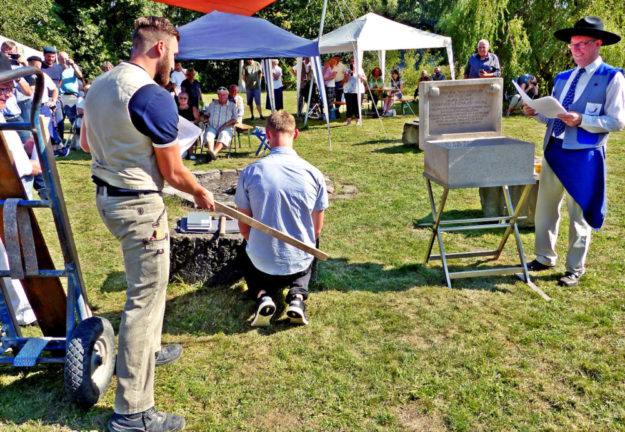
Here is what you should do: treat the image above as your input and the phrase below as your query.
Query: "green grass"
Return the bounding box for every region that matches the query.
[2,91,625,431]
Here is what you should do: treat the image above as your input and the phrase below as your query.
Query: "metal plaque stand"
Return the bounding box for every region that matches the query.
[423,176,550,301]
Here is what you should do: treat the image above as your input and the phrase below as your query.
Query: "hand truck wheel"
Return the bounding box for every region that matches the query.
[64,317,116,407]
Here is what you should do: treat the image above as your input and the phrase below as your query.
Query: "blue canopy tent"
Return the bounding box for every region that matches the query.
[176,11,332,148]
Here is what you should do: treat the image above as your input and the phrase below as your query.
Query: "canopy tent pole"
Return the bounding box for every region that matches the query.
[295,57,302,117]
[263,59,276,112]
[445,42,456,80]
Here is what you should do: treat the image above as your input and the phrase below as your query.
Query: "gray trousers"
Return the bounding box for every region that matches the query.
[534,158,591,273]
[96,189,170,414]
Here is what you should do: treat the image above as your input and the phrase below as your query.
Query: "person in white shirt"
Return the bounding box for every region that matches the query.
[265,59,283,111]
[0,73,41,325]
[170,61,186,95]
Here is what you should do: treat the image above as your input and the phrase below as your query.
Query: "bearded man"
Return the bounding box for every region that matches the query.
[81,16,215,431]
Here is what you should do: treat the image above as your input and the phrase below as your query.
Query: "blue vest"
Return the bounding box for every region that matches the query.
[543,62,624,150]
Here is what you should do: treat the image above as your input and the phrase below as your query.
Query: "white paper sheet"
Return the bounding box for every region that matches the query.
[177,115,202,155]
[513,80,566,118]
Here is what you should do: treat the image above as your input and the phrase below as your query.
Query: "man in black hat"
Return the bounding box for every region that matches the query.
[523,16,625,287]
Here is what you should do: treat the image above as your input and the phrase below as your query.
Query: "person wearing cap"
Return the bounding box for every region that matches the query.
[41,46,66,142]
[202,86,237,161]
[523,16,625,287]
[25,55,63,150]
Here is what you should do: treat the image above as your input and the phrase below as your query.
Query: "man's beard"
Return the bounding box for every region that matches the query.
[154,55,171,86]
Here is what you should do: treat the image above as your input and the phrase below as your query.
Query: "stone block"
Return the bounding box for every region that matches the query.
[402,120,420,147]
[424,137,535,189]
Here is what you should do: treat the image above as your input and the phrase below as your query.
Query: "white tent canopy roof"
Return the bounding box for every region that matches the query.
[0,35,43,60]
[319,12,452,54]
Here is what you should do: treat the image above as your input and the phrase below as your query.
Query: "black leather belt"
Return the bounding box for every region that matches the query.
[96,185,158,197]
[93,176,158,197]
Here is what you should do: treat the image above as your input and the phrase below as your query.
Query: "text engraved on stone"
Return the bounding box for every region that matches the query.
[429,88,492,132]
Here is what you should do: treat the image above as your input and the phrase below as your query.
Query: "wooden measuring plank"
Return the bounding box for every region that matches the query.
[0,131,66,336]
[214,202,329,261]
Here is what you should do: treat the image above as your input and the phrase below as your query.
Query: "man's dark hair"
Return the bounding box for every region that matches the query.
[132,16,180,53]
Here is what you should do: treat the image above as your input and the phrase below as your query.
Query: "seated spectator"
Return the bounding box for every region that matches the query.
[203,86,237,161]
[177,92,199,123]
[506,74,539,116]
[177,92,200,160]
[432,66,446,81]
[234,111,328,327]
[366,67,384,109]
[266,59,284,111]
[414,70,432,99]
[228,84,244,124]
[383,69,403,115]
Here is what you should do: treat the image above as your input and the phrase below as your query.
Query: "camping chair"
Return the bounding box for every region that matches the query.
[399,97,416,116]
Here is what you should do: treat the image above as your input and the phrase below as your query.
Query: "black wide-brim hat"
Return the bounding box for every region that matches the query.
[554,16,621,45]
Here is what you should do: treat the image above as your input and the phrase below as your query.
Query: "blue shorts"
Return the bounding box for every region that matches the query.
[246,89,261,106]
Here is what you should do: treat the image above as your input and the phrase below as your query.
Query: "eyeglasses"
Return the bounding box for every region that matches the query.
[217,86,227,91]
[0,86,14,96]
[568,39,597,49]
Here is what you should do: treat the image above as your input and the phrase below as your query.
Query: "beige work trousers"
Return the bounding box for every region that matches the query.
[96,189,170,414]
[534,158,591,273]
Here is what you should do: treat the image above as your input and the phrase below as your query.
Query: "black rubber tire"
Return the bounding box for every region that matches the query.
[64,317,116,407]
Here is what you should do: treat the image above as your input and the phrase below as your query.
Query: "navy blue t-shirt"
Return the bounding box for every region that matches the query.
[42,63,63,88]
[128,83,179,146]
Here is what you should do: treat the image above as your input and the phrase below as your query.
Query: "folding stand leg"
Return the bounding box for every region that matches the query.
[424,179,452,288]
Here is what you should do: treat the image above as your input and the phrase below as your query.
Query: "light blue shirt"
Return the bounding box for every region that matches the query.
[60,67,80,94]
[235,146,329,275]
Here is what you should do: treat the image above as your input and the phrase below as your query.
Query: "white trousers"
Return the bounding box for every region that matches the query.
[0,241,36,325]
[534,158,592,273]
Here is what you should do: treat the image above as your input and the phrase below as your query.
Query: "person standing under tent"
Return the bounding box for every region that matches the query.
[243,58,264,120]
[266,59,283,111]
[343,57,366,126]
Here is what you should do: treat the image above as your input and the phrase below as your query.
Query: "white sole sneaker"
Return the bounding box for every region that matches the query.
[286,303,308,326]
[251,296,276,327]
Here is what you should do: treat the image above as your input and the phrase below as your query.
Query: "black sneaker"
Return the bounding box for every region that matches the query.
[108,407,185,432]
[558,271,583,287]
[287,298,308,325]
[155,344,183,367]
[259,115,265,120]
[527,259,555,272]
[206,149,217,162]
[54,146,70,157]
[251,295,275,327]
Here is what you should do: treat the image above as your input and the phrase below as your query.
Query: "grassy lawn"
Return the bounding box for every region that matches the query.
[1,90,625,431]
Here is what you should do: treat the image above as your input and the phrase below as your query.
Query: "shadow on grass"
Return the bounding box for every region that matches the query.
[352,138,400,146]
[100,271,127,293]
[373,144,421,154]
[0,365,112,430]
[163,282,296,337]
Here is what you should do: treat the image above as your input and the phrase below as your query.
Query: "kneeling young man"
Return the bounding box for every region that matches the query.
[234,111,328,326]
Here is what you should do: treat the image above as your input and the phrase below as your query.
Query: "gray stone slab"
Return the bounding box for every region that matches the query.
[423,137,535,188]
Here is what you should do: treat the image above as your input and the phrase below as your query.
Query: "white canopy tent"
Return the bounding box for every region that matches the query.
[317,13,455,122]
[0,36,43,60]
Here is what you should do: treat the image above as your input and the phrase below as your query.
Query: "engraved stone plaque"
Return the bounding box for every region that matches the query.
[419,78,535,188]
